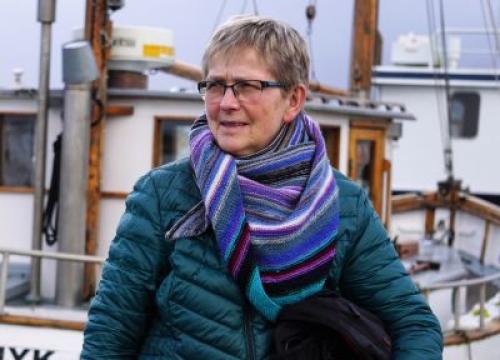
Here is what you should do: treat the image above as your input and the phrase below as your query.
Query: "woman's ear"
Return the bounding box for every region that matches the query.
[283,84,307,123]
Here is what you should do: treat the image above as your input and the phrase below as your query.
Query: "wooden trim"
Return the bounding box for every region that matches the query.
[155,115,195,122]
[480,220,491,264]
[0,112,37,118]
[460,195,500,226]
[152,117,162,168]
[444,320,500,346]
[349,126,385,215]
[308,81,348,97]
[383,159,392,229]
[392,192,500,226]
[105,105,134,118]
[100,191,128,199]
[161,60,203,82]
[83,0,112,300]
[0,314,85,331]
[350,118,390,130]
[0,186,34,194]
[424,207,436,238]
[350,0,379,95]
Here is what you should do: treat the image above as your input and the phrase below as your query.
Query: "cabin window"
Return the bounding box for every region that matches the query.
[320,126,341,169]
[153,117,192,166]
[0,113,35,188]
[450,92,480,138]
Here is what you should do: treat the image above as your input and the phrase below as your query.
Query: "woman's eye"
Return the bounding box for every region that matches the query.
[238,81,260,90]
[207,82,220,90]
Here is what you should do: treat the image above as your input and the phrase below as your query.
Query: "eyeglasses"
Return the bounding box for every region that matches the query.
[197,80,287,103]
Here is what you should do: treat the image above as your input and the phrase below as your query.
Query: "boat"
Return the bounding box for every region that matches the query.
[372,27,500,359]
[1,1,499,359]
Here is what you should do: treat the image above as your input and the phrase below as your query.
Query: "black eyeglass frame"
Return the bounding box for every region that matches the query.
[197,79,287,98]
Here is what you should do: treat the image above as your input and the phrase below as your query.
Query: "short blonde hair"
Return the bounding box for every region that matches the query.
[202,15,310,89]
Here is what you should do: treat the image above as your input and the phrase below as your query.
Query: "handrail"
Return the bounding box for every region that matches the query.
[420,271,500,291]
[419,271,500,332]
[0,247,105,263]
[0,247,105,315]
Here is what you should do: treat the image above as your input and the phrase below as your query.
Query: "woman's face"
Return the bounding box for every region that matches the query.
[204,47,300,157]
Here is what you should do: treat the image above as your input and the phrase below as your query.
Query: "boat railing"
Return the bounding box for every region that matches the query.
[0,246,105,315]
[419,271,500,332]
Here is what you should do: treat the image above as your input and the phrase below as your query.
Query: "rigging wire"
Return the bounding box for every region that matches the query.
[212,0,228,33]
[252,0,259,15]
[306,0,318,82]
[485,0,500,56]
[479,0,498,72]
[240,0,249,14]
[484,0,500,85]
[426,0,451,179]
[438,0,455,180]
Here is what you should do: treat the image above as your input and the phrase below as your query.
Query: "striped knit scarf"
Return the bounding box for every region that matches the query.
[189,112,339,321]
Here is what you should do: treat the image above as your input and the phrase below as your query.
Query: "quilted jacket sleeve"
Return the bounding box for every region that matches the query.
[340,190,443,360]
[81,172,171,359]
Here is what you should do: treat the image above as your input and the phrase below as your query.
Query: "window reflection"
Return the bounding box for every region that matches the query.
[355,140,374,196]
[0,114,35,187]
[159,121,191,165]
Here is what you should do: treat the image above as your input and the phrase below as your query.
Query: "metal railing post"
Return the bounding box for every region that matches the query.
[0,252,10,314]
[453,286,461,331]
[479,283,486,329]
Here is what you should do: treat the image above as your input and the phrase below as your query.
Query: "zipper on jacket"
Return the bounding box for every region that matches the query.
[243,300,256,360]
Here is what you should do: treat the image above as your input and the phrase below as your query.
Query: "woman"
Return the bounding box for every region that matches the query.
[82,16,442,359]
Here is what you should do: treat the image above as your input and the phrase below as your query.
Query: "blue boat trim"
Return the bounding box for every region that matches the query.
[373,71,500,82]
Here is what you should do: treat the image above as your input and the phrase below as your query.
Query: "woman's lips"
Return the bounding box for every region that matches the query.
[220,121,248,127]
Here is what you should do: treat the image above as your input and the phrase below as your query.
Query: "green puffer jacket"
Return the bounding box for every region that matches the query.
[82,159,442,359]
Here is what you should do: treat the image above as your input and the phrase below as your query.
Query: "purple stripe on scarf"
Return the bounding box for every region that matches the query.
[261,247,336,283]
[255,217,339,269]
[229,224,251,277]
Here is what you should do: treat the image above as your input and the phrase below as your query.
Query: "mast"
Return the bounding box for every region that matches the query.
[27,0,56,303]
[83,0,112,299]
[349,0,380,97]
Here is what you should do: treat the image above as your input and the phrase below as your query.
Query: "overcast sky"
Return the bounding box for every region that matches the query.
[1,1,498,91]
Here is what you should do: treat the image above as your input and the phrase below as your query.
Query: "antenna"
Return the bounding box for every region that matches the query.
[12,68,24,90]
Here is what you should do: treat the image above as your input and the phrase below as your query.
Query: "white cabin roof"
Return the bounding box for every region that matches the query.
[0,88,415,121]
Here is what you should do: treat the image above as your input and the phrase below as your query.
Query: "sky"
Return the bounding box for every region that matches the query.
[0,0,499,91]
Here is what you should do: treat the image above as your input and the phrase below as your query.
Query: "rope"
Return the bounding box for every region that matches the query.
[212,0,228,33]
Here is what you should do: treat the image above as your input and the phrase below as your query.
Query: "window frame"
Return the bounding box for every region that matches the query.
[152,116,194,168]
[450,91,480,139]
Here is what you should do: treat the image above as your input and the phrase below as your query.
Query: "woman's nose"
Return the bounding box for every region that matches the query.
[219,87,240,110]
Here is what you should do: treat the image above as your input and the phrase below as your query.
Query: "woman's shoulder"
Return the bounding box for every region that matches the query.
[332,168,365,217]
[129,158,200,214]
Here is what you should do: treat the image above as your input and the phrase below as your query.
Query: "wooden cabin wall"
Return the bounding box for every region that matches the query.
[97,97,203,258]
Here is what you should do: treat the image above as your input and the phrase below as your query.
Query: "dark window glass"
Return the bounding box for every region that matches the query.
[0,114,35,187]
[355,140,374,196]
[159,121,191,165]
[450,92,480,138]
